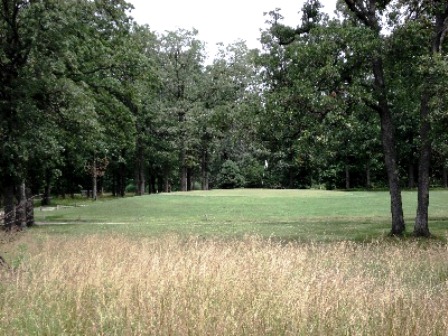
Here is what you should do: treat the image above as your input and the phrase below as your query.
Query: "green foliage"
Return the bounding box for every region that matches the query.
[0,0,139,197]
[1,0,447,234]
[125,181,136,193]
[216,160,245,189]
[240,156,264,188]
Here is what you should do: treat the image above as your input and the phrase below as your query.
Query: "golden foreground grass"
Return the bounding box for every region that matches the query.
[1,233,448,335]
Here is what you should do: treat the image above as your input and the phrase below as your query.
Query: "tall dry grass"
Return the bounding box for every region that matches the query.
[1,234,448,335]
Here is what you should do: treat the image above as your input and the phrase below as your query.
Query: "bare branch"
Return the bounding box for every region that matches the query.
[344,0,372,27]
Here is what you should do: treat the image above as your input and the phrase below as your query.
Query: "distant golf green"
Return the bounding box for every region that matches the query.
[33,189,448,241]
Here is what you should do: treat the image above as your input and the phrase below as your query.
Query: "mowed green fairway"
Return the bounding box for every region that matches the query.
[33,189,448,241]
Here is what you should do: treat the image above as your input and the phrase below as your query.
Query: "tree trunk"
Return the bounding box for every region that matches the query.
[201,148,209,190]
[41,169,51,206]
[99,177,104,197]
[414,94,431,237]
[165,176,170,193]
[119,162,126,197]
[91,154,98,201]
[187,168,193,191]
[202,175,209,190]
[345,164,350,190]
[135,164,146,196]
[42,184,51,206]
[158,175,164,193]
[180,148,188,191]
[4,183,16,230]
[178,110,188,192]
[373,57,406,235]
[26,187,35,227]
[413,4,448,237]
[366,161,371,189]
[150,175,156,194]
[135,140,146,196]
[147,171,153,194]
[408,163,415,189]
[58,181,66,199]
[164,168,171,193]
[341,0,406,234]
[15,181,27,229]
[92,174,97,201]
[288,167,295,189]
[443,166,447,188]
[112,172,117,197]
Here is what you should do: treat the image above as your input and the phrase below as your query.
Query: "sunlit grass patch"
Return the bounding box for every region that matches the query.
[33,189,448,240]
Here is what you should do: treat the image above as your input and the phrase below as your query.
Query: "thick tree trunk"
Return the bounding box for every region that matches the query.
[366,162,371,189]
[164,176,170,193]
[202,175,209,191]
[163,167,171,193]
[135,164,146,196]
[342,0,406,234]
[92,174,97,201]
[380,114,405,235]
[414,94,432,237]
[373,57,406,235]
[15,181,27,229]
[4,183,16,230]
[379,110,406,235]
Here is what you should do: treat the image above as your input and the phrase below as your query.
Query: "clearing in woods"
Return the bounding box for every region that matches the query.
[33,189,448,241]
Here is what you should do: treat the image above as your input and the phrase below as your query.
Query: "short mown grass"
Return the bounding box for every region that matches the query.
[33,189,448,241]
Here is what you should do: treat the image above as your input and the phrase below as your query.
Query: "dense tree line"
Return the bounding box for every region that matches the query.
[259,0,448,236]
[1,0,447,236]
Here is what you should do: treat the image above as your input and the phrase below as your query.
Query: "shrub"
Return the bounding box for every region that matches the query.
[216,160,245,189]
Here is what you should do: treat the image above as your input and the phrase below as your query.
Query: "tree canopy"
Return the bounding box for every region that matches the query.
[1,0,447,236]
